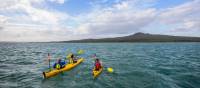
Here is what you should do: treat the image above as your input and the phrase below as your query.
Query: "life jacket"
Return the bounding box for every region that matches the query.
[53,60,65,69]
[56,63,61,69]
[95,62,101,70]
[69,58,73,64]
[58,60,66,68]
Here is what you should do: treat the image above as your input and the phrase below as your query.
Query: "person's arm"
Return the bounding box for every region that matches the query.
[100,62,102,67]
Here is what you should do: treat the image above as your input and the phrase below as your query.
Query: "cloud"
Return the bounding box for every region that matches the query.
[0,0,199,42]
[87,9,156,34]
[0,23,74,42]
[74,0,200,38]
[114,1,129,10]
[0,0,73,42]
[75,0,157,37]
[49,0,65,4]
[159,0,200,31]
[0,15,8,24]
[0,0,69,25]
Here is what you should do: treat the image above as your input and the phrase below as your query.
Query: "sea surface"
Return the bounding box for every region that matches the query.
[0,43,200,88]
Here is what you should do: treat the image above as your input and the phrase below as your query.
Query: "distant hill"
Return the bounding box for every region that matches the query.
[62,32,200,42]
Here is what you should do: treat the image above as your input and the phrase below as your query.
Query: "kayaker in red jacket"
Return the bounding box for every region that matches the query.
[95,59,102,71]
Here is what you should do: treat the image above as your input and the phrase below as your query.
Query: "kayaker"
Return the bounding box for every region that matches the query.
[94,59,102,71]
[70,54,77,63]
[58,59,66,68]
[53,59,66,69]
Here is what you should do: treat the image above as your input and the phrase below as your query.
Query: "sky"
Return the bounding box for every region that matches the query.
[0,0,199,42]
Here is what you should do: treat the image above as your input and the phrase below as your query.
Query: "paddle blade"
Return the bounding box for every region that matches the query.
[107,67,114,73]
[77,49,84,55]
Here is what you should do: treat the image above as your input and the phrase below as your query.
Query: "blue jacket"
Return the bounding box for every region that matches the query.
[53,60,66,68]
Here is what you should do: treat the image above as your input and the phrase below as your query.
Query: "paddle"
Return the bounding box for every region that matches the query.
[77,49,84,55]
[66,49,85,63]
[66,49,84,58]
[47,53,51,71]
[91,54,114,73]
[107,67,114,73]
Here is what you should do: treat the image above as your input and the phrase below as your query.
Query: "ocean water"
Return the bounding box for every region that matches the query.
[0,43,200,88]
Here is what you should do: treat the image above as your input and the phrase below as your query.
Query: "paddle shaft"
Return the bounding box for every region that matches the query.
[48,53,51,71]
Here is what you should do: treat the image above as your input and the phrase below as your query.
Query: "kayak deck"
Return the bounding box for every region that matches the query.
[43,58,84,78]
[93,67,103,78]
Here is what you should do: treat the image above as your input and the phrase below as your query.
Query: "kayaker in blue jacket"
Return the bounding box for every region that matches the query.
[53,58,66,69]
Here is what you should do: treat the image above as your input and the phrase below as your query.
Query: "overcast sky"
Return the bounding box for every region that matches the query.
[0,0,199,42]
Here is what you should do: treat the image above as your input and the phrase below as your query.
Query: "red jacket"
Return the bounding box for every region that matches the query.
[95,61,101,69]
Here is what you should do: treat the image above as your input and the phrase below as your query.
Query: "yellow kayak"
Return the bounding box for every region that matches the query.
[43,58,84,78]
[93,66,103,78]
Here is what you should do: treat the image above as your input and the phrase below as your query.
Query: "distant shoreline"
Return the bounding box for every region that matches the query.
[62,32,200,43]
[1,32,200,43]
[0,41,200,43]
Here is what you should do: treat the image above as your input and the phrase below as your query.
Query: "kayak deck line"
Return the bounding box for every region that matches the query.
[43,58,84,79]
